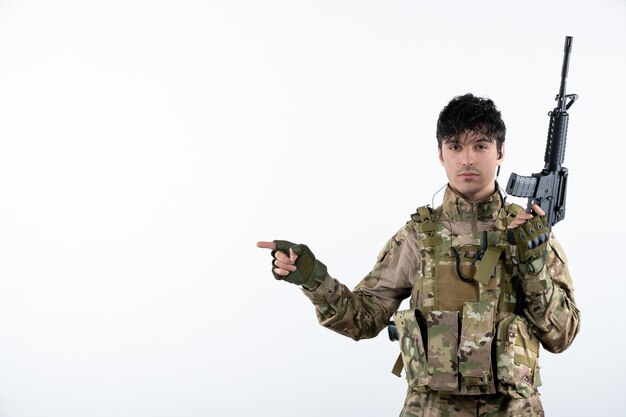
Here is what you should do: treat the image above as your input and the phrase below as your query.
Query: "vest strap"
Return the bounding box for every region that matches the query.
[391,353,404,377]
[474,247,503,285]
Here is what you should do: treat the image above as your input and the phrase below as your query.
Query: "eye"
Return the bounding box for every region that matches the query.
[449,144,461,151]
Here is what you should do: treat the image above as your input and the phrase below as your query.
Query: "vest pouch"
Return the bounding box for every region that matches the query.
[496,315,541,399]
[393,309,429,388]
[457,301,497,395]
[425,311,459,391]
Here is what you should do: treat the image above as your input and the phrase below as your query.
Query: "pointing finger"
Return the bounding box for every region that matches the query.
[256,241,277,250]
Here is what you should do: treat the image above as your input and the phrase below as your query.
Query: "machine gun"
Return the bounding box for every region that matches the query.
[506,36,578,229]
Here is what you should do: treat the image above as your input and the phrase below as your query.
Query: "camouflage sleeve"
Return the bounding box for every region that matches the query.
[300,224,417,341]
[520,235,580,353]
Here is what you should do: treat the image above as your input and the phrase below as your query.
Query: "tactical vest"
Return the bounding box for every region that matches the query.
[393,203,542,399]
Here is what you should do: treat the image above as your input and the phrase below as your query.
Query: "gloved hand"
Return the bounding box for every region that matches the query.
[271,240,327,289]
[508,212,550,275]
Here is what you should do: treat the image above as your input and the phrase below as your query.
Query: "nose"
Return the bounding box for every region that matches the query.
[461,148,475,166]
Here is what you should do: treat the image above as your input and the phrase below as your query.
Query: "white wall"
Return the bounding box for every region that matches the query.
[0,1,624,416]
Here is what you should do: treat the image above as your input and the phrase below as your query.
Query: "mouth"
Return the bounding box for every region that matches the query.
[459,172,479,178]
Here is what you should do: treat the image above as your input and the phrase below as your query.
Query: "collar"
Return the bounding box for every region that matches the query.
[440,184,505,232]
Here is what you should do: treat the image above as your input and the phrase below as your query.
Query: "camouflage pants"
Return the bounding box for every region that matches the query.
[400,389,544,417]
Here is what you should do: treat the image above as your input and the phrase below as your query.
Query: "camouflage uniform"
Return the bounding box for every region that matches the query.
[302,186,580,416]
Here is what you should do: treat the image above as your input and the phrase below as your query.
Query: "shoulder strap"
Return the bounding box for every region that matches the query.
[411,205,440,233]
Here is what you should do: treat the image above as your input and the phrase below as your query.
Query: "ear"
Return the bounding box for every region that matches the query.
[438,148,444,165]
[497,143,505,163]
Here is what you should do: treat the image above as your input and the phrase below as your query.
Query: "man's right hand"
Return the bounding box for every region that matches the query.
[256,240,327,289]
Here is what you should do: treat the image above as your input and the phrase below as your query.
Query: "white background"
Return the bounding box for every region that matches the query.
[0,1,624,416]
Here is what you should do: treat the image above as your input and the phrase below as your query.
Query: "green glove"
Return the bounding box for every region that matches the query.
[508,214,550,275]
[271,240,327,289]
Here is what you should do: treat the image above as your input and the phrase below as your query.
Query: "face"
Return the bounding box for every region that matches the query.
[438,130,504,201]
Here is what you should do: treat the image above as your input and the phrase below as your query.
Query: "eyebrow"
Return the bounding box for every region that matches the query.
[474,136,493,143]
[447,136,494,146]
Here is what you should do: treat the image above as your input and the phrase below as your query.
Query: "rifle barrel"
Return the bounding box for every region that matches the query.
[558,36,573,107]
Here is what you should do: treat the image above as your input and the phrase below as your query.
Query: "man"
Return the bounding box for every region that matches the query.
[257,93,580,416]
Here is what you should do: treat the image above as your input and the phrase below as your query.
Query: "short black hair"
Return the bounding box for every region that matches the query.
[436,93,506,151]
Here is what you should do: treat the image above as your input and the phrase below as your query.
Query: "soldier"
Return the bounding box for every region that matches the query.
[257,93,580,416]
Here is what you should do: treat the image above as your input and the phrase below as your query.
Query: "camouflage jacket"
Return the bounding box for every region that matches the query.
[302,186,580,397]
